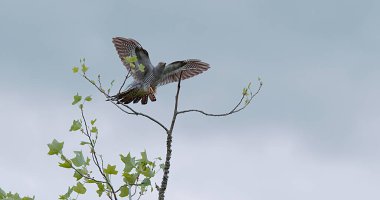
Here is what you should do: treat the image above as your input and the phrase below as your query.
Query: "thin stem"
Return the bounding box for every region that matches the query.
[83,74,169,132]
[177,81,263,116]
[80,107,118,200]
[119,71,131,94]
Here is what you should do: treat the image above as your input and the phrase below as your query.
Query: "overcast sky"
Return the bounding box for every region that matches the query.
[1,0,379,199]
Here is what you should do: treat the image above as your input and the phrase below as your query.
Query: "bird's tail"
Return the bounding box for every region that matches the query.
[109,87,156,105]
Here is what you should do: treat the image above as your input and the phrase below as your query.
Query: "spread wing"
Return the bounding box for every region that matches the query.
[112,37,153,81]
[158,59,210,86]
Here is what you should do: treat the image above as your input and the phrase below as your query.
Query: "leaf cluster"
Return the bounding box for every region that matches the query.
[47,91,162,200]
[0,188,34,200]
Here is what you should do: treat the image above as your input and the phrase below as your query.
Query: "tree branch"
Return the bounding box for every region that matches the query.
[82,74,169,132]
[158,71,183,200]
[177,81,263,116]
[80,106,118,200]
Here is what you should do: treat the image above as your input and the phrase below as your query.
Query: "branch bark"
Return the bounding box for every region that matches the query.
[158,72,183,200]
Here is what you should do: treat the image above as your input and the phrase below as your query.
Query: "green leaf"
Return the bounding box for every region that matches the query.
[124,56,137,63]
[81,63,88,73]
[130,62,136,69]
[72,66,79,73]
[90,126,98,133]
[120,153,135,172]
[90,119,97,125]
[86,179,97,184]
[96,183,105,197]
[84,96,92,102]
[73,168,88,181]
[242,88,248,96]
[72,93,82,105]
[159,163,165,169]
[58,159,72,168]
[59,187,73,200]
[85,157,91,166]
[119,186,129,197]
[104,164,118,175]
[140,150,148,162]
[80,141,90,145]
[0,187,6,198]
[122,172,138,184]
[71,151,85,167]
[73,182,86,194]
[47,139,64,155]
[141,178,151,186]
[138,64,145,72]
[69,120,82,132]
[73,171,83,181]
[138,164,154,178]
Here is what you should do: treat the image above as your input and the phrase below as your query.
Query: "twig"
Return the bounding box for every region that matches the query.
[177,81,262,116]
[119,71,131,94]
[83,74,169,132]
[80,106,118,200]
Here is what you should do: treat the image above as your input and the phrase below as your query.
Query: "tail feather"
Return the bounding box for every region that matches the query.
[133,97,142,104]
[141,95,148,105]
[149,93,156,102]
[110,86,157,105]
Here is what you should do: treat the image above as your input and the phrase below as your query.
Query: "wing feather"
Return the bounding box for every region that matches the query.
[112,37,153,81]
[158,59,210,86]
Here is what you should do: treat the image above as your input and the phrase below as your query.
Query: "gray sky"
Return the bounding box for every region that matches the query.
[1,0,380,199]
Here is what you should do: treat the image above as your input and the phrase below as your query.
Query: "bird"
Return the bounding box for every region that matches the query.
[110,37,210,105]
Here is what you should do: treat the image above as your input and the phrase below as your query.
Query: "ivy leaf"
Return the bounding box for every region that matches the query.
[138,64,145,72]
[90,119,97,125]
[81,63,88,73]
[84,96,92,102]
[96,183,105,197]
[120,153,135,172]
[73,182,86,194]
[72,93,82,105]
[47,139,64,155]
[119,186,129,197]
[104,164,118,175]
[69,120,82,132]
[58,159,72,169]
[71,151,85,167]
[72,66,79,73]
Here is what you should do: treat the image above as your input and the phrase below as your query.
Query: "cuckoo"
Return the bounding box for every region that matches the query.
[110,37,210,105]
